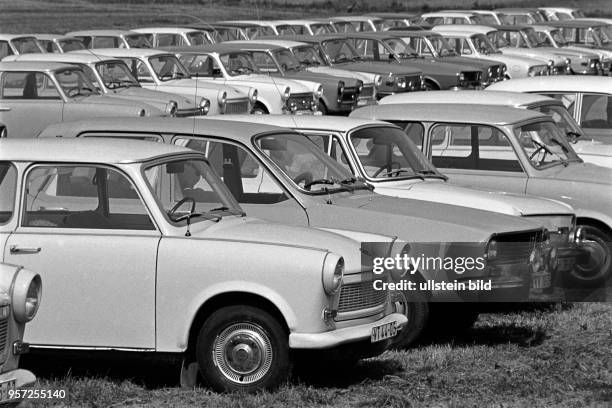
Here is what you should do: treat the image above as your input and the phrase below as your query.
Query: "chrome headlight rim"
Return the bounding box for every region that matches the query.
[322,253,344,295]
[374,74,382,87]
[249,88,258,104]
[356,79,363,94]
[12,269,42,323]
[165,100,178,117]
[199,97,211,115]
[282,86,291,102]
[337,80,345,98]
[315,84,323,99]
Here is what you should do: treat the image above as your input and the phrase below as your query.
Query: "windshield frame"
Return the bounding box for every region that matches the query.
[52,67,101,99]
[219,51,262,76]
[291,44,326,66]
[95,60,141,90]
[146,54,191,82]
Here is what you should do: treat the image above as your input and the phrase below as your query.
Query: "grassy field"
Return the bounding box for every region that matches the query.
[18,302,612,407]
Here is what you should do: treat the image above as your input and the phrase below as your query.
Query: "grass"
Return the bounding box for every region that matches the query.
[19,302,612,407]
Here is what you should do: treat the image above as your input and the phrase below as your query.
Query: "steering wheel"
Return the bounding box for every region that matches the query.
[528,140,550,163]
[168,197,196,221]
[372,161,401,177]
[293,171,313,186]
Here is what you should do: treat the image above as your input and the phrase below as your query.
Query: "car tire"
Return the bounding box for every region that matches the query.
[423,81,438,91]
[195,305,290,392]
[568,224,611,288]
[389,289,429,349]
[252,102,269,115]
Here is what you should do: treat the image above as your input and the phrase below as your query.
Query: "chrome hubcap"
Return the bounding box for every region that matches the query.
[574,237,610,281]
[213,323,273,384]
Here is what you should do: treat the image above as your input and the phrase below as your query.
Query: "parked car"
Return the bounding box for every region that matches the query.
[380,90,611,167]
[469,10,513,25]
[165,45,319,114]
[539,7,586,21]
[131,27,213,47]
[214,22,276,40]
[40,117,555,347]
[351,103,612,287]
[392,30,507,85]
[221,41,366,114]
[546,20,612,52]
[0,263,41,404]
[79,48,254,115]
[344,32,485,89]
[32,34,85,53]
[432,28,551,78]
[0,61,163,138]
[189,24,239,43]
[487,76,612,144]
[4,53,210,117]
[329,16,384,32]
[0,34,44,59]
[65,30,153,49]
[494,8,547,25]
[421,11,486,26]
[274,34,425,97]
[0,137,407,391]
[365,13,422,30]
[223,21,297,36]
[271,19,337,35]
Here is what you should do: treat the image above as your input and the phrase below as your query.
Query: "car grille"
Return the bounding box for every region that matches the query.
[359,85,374,99]
[494,231,542,264]
[338,280,387,313]
[224,99,250,114]
[0,319,7,363]
[459,71,482,87]
[340,86,358,104]
[288,93,314,111]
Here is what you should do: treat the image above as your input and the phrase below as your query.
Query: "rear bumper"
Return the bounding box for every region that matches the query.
[289,312,407,349]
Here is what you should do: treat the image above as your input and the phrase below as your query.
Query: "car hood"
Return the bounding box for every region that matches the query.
[537,47,597,59]
[373,178,573,216]
[573,140,612,158]
[285,70,358,87]
[78,94,153,108]
[164,78,248,98]
[108,87,195,109]
[335,61,422,76]
[501,48,565,64]
[398,58,481,74]
[304,191,542,242]
[545,162,612,185]
[432,56,495,68]
[480,53,545,67]
[306,66,376,84]
[224,74,312,93]
[565,46,612,59]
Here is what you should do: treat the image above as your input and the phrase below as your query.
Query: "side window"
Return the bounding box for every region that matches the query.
[540,92,577,114]
[430,124,522,172]
[156,34,183,47]
[178,54,218,77]
[174,137,289,205]
[251,52,278,73]
[389,121,425,150]
[22,165,154,230]
[580,94,612,129]
[305,134,352,173]
[0,41,13,59]
[1,72,61,100]
[0,163,16,224]
[92,36,121,49]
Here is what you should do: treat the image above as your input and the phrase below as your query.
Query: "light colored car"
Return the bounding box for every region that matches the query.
[39,117,556,348]
[548,20,612,53]
[469,10,512,25]
[0,61,163,138]
[80,48,254,115]
[351,103,612,287]
[65,30,152,49]
[215,22,276,40]
[539,7,586,21]
[329,16,385,32]
[0,263,41,405]
[0,34,44,59]
[366,13,422,30]
[494,8,547,25]
[131,27,213,47]
[31,34,85,53]
[421,11,487,26]
[432,28,551,78]
[487,76,612,144]
[0,137,406,392]
[380,90,610,167]
[3,53,210,117]
[221,20,297,36]
[167,45,319,114]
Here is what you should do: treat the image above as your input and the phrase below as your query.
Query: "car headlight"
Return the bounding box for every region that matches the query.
[322,253,344,295]
[487,67,492,76]
[199,97,210,115]
[385,74,395,86]
[249,88,258,104]
[12,269,41,323]
[283,86,291,101]
[396,77,407,88]
[315,84,323,99]
[218,91,227,107]
[0,126,6,138]
[374,74,382,87]
[565,58,571,66]
[485,239,498,262]
[356,80,363,94]
[457,72,466,82]
[165,100,178,117]
[337,80,345,97]
[138,109,146,117]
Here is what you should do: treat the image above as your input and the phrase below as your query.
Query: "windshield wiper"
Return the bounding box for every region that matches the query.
[207,206,246,217]
[415,169,448,180]
[379,168,420,178]
[339,176,373,191]
[303,178,336,190]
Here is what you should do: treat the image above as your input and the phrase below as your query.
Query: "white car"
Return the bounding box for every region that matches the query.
[31,34,85,53]
[421,11,486,25]
[270,19,336,35]
[329,16,384,32]
[539,7,586,21]
[78,48,255,115]
[0,34,44,59]
[432,28,551,78]
[65,30,152,49]
[131,27,213,47]
[487,76,612,145]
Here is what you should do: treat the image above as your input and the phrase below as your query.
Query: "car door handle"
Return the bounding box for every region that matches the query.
[9,245,41,254]
[0,107,11,112]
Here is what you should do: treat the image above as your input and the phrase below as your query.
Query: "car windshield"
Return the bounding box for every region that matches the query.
[383,38,418,57]
[333,21,357,33]
[219,52,260,76]
[12,37,43,54]
[125,34,152,48]
[292,45,326,66]
[349,126,443,180]
[186,31,211,45]
[148,55,190,81]
[59,39,85,51]
[426,36,457,56]
[272,49,302,73]
[144,158,243,224]
[549,29,568,46]
[515,121,580,169]
[479,14,498,25]
[54,68,100,98]
[311,23,335,35]
[524,28,544,47]
[96,61,141,89]
[322,39,362,63]
[531,104,584,139]
[595,26,612,44]
[473,34,500,53]
[255,132,370,193]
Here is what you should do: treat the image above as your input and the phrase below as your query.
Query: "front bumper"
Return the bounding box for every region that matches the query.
[0,368,36,406]
[289,312,407,349]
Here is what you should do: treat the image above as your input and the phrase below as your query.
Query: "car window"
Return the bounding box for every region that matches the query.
[0,41,12,59]
[304,133,353,173]
[156,34,185,47]
[430,124,522,172]
[0,163,16,224]
[250,51,279,73]
[12,37,42,54]
[388,121,425,150]
[174,137,289,205]
[120,57,155,83]
[92,36,122,49]
[37,39,54,53]
[59,39,85,52]
[1,71,61,100]
[178,54,219,77]
[23,165,155,230]
[580,94,612,130]
[186,31,209,45]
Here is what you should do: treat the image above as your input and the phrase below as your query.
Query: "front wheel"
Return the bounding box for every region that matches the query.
[196,305,290,392]
[251,102,269,115]
[389,290,430,349]
[568,225,612,287]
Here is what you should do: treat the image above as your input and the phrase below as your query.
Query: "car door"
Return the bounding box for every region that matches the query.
[0,71,63,138]
[577,93,612,144]
[3,163,160,349]
[428,122,528,193]
[172,135,309,226]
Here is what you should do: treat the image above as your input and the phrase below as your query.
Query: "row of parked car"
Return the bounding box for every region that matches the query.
[0,4,610,402]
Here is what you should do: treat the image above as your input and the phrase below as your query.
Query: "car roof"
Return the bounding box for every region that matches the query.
[545,20,608,28]
[31,34,79,41]
[379,90,559,108]
[227,39,307,48]
[433,25,495,34]
[0,34,37,41]
[0,61,77,71]
[132,27,200,33]
[422,12,479,17]
[75,48,172,58]
[273,20,328,25]
[392,30,440,38]
[487,76,612,93]
[274,34,348,43]
[162,44,252,54]
[198,114,395,132]
[66,30,140,36]
[5,52,117,64]
[366,12,418,19]
[350,103,546,125]
[330,16,381,22]
[38,117,295,145]
[0,137,193,163]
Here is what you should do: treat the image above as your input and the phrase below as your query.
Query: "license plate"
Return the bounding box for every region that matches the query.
[531,273,551,290]
[371,321,397,343]
[0,379,15,402]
